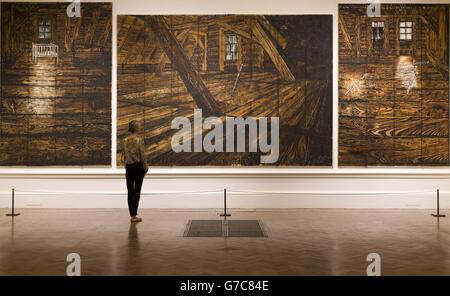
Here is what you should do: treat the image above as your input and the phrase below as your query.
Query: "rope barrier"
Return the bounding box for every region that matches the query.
[8,189,223,196]
[227,190,437,196]
[0,189,445,197]
[1,187,446,219]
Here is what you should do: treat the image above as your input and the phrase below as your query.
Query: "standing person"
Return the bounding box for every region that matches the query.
[123,120,148,223]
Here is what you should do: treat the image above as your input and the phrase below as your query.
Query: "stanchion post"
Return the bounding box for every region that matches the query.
[431,189,445,218]
[220,188,231,219]
[6,188,20,217]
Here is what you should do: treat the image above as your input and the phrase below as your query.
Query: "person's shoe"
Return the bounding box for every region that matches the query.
[130,217,142,223]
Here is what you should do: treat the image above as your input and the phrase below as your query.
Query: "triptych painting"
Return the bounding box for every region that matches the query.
[0,2,449,167]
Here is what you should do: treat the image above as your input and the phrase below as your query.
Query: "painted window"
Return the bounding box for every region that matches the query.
[399,21,413,40]
[39,19,52,40]
[225,33,238,62]
[371,21,384,41]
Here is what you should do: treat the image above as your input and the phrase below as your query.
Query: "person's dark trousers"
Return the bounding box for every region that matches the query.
[126,162,145,217]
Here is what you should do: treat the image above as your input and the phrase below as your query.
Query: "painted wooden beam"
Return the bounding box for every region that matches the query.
[246,17,295,81]
[156,29,189,73]
[367,22,373,56]
[216,20,259,45]
[100,17,112,47]
[118,17,138,54]
[256,16,287,49]
[393,20,400,56]
[339,14,353,51]
[123,28,144,64]
[427,52,449,81]
[147,16,221,116]
[64,16,81,52]
[165,15,242,31]
[138,27,154,63]
[84,7,100,47]
[355,17,361,57]
[420,15,439,34]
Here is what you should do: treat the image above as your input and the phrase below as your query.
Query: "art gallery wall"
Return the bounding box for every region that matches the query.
[1,0,450,209]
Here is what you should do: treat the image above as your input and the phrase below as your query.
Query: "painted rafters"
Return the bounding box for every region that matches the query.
[218,16,295,81]
[84,7,100,47]
[156,15,287,50]
[216,20,257,43]
[118,17,139,56]
[64,14,82,52]
[420,14,439,34]
[183,15,295,81]
[118,16,154,64]
[146,15,221,116]
[100,16,112,48]
[156,29,190,73]
[119,16,193,65]
[64,6,110,52]
[214,16,287,50]
[245,16,296,81]
[120,15,295,81]
[256,16,287,49]
[338,13,353,51]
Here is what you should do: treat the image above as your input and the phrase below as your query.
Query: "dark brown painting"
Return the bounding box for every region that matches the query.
[117,15,332,166]
[0,2,112,166]
[339,4,450,166]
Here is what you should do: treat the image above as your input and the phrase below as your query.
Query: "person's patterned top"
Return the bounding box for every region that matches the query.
[123,136,148,171]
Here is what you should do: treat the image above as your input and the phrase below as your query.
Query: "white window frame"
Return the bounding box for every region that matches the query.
[399,20,413,41]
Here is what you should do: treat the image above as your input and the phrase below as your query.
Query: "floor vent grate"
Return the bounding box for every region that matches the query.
[184,220,266,238]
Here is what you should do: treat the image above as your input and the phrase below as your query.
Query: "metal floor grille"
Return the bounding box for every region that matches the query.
[184,220,223,237]
[227,220,266,237]
[184,220,266,238]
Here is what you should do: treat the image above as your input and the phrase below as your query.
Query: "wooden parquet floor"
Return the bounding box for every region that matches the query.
[0,209,449,275]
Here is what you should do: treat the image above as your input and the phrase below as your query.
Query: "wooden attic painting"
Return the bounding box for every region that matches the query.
[339,4,450,166]
[0,2,112,166]
[117,15,332,166]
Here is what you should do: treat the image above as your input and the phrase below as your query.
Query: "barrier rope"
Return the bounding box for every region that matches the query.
[6,189,223,196]
[227,190,437,196]
[0,189,442,197]
[1,188,446,219]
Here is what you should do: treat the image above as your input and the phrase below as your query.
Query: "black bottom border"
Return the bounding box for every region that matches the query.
[1,276,448,295]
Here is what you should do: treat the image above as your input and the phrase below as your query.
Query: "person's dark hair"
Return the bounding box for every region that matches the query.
[128,120,138,133]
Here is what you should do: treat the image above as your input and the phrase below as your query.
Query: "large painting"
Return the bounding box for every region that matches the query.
[0,2,112,166]
[117,15,332,166]
[339,4,449,166]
